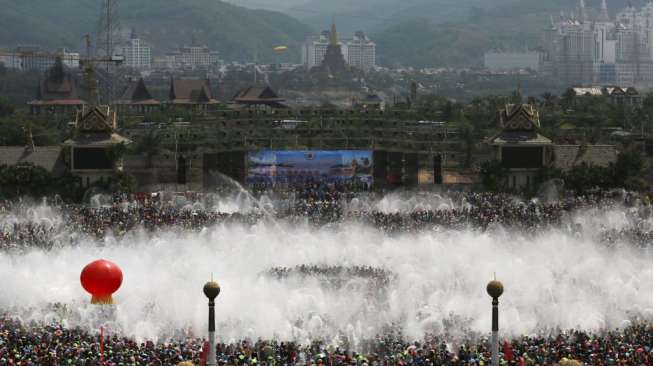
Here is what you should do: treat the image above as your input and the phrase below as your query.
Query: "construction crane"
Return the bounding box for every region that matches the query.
[80,34,124,105]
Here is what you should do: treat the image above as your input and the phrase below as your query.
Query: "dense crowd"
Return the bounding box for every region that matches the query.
[265,265,396,291]
[1,190,651,250]
[1,190,653,365]
[3,315,653,365]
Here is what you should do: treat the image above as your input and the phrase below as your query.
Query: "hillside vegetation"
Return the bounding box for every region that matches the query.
[0,0,311,62]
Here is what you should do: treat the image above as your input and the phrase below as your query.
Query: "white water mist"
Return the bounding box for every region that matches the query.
[0,204,652,345]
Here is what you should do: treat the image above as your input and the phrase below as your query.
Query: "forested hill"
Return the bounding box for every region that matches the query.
[0,0,311,63]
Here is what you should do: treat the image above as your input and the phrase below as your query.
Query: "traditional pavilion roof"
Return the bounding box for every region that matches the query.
[231,85,288,108]
[233,85,284,102]
[168,78,218,104]
[499,104,540,130]
[115,78,160,105]
[63,133,132,147]
[28,57,86,106]
[64,105,131,147]
[76,105,115,132]
[492,104,552,145]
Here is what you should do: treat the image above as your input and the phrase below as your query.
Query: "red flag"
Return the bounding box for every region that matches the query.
[100,326,105,366]
[503,341,514,361]
[200,341,210,366]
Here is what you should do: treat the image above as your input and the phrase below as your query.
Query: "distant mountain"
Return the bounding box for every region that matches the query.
[372,0,653,68]
[0,0,312,63]
[217,0,519,36]
[288,0,516,35]
[224,0,312,11]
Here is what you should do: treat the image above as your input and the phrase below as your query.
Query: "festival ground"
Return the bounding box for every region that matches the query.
[1,190,652,365]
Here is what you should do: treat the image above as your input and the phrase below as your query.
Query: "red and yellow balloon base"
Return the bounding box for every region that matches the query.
[81,259,123,305]
[91,295,116,305]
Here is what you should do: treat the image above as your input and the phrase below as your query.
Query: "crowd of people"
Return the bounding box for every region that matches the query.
[1,190,651,250]
[3,315,653,365]
[1,189,653,365]
[265,265,396,291]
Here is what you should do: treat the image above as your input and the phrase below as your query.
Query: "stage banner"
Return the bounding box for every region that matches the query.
[246,150,373,186]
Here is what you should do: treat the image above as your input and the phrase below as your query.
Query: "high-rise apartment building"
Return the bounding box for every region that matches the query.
[121,30,152,69]
[302,31,336,70]
[542,0,653,86]
[302,26,375,71]
[345,31,376,71]
[0,47,79,71]
[165,44,221,69]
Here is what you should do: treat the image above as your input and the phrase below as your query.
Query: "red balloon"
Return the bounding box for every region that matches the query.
[80,259,123,304]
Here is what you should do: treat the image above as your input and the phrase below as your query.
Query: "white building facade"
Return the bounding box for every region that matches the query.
[542,0,653,86]
[165,45,221,69]
[302,30,375,71]
[0,47,79,71]
[302,32,332,70]
[121,34,152,69]
[345,31,376,71]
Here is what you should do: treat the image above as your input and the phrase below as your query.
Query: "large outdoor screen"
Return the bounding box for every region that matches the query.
[246,150,373,186]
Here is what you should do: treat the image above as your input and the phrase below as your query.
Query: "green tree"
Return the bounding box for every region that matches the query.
[536,165,563,185]
[0,97,14,117]
[54,172,83,202]
[612,147,646,190]
[563,163,610,194]
[561,88,576,110]
[113,172,138,194]
[106,142,129,170]
[134,130,163,167]
[0,162,52,198]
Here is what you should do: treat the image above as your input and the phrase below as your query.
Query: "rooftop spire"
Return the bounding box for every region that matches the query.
[329,21,338,46]
[599,0,610,22]
[579,0,587,22]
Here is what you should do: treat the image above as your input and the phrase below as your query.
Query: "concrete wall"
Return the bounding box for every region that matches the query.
[123,154,203,191]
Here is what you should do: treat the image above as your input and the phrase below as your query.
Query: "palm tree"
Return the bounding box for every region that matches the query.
[135,130,163,168]
[458,122,477,169]
[106,142,128,172]
[541,92,556,109]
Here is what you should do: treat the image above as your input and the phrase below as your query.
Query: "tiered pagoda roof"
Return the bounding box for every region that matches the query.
[28,57,86,106]
[115,78,160,106]
[168,78,218,105]
[64,105,131,147]
[491,104,552,145]
[231,85,287,108]
[318,22,347,73]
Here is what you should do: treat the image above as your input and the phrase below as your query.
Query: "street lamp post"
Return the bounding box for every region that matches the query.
[486,279,504,366]
[203,279,221,366]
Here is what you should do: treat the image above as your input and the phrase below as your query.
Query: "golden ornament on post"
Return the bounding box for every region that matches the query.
[204,277,221,366]
[203,280,221,300]
[487,277,504,366]
[486,280,504,299]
